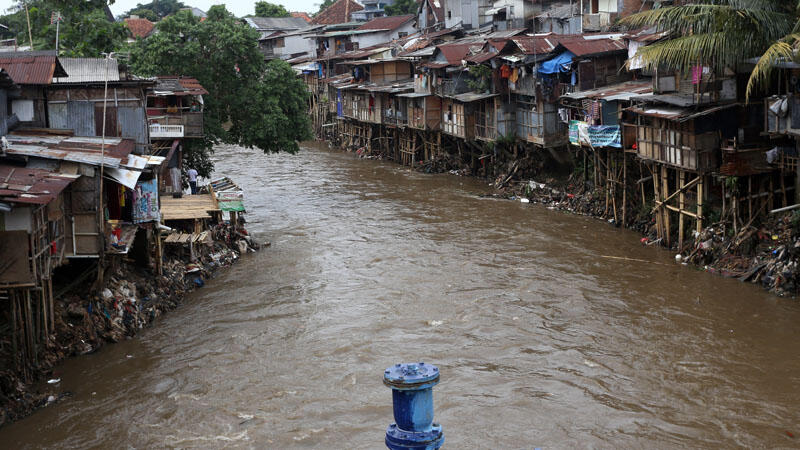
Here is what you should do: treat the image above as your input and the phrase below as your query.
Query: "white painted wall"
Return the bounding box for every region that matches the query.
[352,22,418,49]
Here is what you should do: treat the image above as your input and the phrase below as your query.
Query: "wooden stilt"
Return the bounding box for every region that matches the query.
[48,278,54,333]
[697,176,704,233]
[748,176,753,223]
[662,165,671,247]
[678,170,685,250]
[622,152,627,226]
[651,164,663,240]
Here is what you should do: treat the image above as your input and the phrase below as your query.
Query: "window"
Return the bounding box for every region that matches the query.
[398,32,408,38]
[447,10,452,19]
[275,38,285,48]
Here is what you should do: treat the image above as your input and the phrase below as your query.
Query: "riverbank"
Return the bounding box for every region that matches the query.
[0,222,260,427]
[335,140,799,299]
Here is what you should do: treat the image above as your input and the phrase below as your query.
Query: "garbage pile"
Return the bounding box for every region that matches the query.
[685,214,800,295]
[0,222,262,427]
[415,153,467,174]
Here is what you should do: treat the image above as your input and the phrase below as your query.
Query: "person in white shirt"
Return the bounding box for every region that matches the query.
[187,168,198,194]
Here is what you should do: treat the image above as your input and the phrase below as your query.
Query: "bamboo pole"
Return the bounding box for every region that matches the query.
[662,165,671,247]
[622,151,627,226]
[678,170,685,250]
[697,176,704,233]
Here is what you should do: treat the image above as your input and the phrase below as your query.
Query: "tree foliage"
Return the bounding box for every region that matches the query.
[130,6,312,176]
[620,0,798,99]
[254,2,290,17]
[127,8,158,21]
[385,0,418,16]
[123,0,186,20]
[0,1,127,57]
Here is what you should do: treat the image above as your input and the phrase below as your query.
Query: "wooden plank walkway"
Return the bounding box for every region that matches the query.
[160,194,219,221]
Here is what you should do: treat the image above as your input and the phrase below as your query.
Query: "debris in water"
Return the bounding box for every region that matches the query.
[426,320,443,327]
[47,378,60,384]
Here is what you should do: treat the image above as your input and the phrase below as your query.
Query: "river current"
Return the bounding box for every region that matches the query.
[2,142,799,448]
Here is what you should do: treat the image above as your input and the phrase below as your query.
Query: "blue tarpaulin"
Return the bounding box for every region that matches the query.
[538,51,575,75]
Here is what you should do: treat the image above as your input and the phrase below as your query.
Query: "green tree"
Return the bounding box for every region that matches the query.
[254,1,291,17]
[385,0,418,16]
[123,0,186,20]
[0,1,127,56]
[621,0,798,99]
[130,6,312,177]
[127,7,158,21]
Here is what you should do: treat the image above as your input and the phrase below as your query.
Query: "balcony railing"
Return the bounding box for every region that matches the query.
[147,107,204,138]
[150,123,184,138]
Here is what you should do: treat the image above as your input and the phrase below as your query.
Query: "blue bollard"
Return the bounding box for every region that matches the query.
[383,362,444,449]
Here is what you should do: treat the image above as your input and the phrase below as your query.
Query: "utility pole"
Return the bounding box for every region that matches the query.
[50,11,62,53]
[24,2,33,50]
[97,52,114,288]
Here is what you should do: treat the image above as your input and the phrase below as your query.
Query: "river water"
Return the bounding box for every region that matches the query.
[2,142,799,448]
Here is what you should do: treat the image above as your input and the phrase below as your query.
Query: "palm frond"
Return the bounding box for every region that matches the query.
[632,31,768,73]
[746,33,800,100]
[620,1,794,44]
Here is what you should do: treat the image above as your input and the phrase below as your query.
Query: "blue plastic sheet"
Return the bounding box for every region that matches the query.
[538,51,575,74]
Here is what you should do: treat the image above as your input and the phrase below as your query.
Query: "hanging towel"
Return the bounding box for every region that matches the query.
[509,68,519,83]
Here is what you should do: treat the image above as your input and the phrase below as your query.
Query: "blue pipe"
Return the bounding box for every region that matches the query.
[383,362,444,449]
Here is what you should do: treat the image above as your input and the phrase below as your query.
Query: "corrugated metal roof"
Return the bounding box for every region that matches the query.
[436,43,484,66]
[628,103,737,122]
[53,58,120,84]
[5,134,134,168]
[356,15,415,31]
[623,28,670,43]
[464,51,496,64]
[0,51,67,85]
[0,164,75,205]
[561,80,653,101]
[396,92,432,98]
[557,37,627,57]
[448,92,498,103]
[245,17,310,31]
[510,35,561,55]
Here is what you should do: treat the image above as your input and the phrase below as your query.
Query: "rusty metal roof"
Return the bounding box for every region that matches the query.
[0,51,67,85]
[557,37,627,57]
[436,43,485,66]
[5,133,136,168]
[510,35,561,55]
[0,164,75,205]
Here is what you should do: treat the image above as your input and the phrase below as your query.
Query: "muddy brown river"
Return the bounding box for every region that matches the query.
[2,142,799,448]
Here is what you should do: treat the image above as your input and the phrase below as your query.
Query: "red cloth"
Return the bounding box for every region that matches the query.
[500,64,511,79]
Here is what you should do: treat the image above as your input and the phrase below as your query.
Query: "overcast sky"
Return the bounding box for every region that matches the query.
[0,1,321,19]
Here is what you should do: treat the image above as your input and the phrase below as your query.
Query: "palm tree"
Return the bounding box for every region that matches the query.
[620,0,799,100]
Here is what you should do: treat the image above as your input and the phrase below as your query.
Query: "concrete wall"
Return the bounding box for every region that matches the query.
[353,22,417,49]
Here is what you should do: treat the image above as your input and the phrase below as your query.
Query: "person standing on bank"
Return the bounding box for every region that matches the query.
[187,167,198,195]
